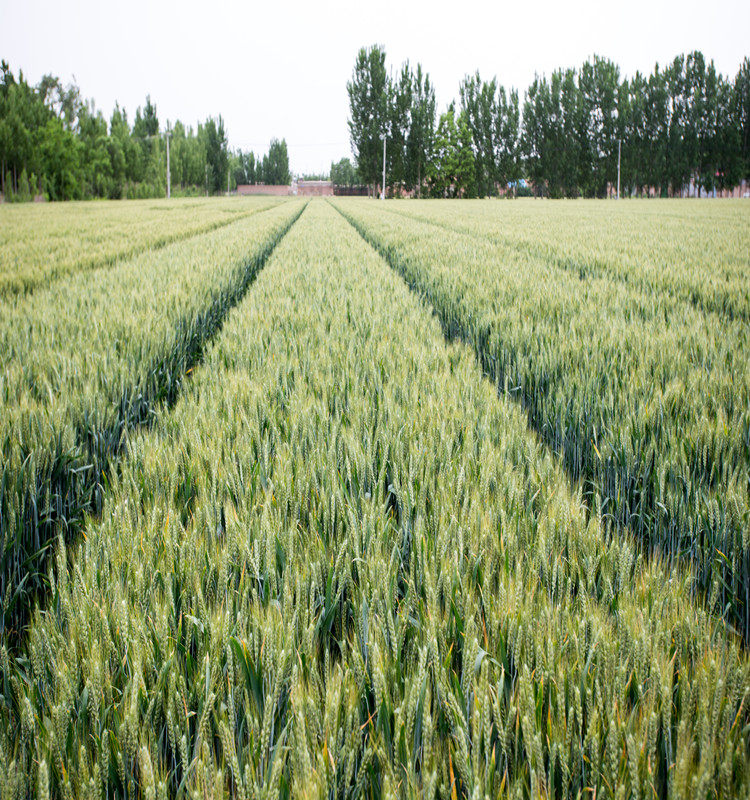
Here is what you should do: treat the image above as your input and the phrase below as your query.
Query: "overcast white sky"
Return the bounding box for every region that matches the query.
[2,0,748,175]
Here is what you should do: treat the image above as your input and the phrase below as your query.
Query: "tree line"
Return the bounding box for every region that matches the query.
[348,46,750,198]
[0,61,291,201]
[232,139,291,187]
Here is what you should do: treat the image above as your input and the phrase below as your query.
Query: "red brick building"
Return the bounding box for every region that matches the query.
[296,180,334,196]
[236,184,290,196]
[235,179,336,197]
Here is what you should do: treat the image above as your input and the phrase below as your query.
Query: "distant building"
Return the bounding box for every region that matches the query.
[236,184,290,196]
[295,179,334,196]
[235,179,335,196]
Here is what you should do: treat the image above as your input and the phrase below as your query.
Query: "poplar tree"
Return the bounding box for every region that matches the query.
[347,45,389,195]
[406,63,436,196]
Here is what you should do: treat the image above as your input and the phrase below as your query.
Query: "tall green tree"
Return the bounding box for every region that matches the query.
[428,107,475,198]
[664,55,690,195]
[644,65,669,194]
[261,138,290,185]
[713,72,742,192]
[456,112,477,198]
[233,149,256,185]
[546,70,565,196]
[405,63,436,196]
[172,121,207,189]
[203,116,228,193]
[387,63,412,191]
[735,58,750,180]
[107,103,128,198]
[330,157,359,186]
[347,45,389,195]
[578,56,620,196]
[460,72,498,196]
[558,69,581,196]
[1,63,50,196]
[626,71,649,194]
[132,96,162,189]
[497,86,522,191]
[39,117,80,200]
[521,75,551,196]
[78,102,113,198]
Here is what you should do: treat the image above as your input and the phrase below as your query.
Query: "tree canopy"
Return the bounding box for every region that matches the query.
[346,48,750,198]
[261,138,291,185]
[347,46,389,195]
[330,157,359,187]
[0,61,294,201]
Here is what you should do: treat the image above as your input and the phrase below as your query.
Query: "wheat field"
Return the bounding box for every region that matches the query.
[1,197,748,799]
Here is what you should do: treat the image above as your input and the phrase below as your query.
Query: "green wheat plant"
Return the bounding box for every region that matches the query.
[0,196,286,297]
[334,197,750,641]
[381,198,750,322]
[1,200,747,798]
[0,199,305,638]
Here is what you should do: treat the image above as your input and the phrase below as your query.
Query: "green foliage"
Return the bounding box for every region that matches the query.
[347,45,389,193]
[330,157,359,187]
[427,108,476,198]
[232,149,256,186]
[15,168,31,202]
[261,138,291,186]
[343,48,747,198]
[39,117,81,201]
[406,64,437,197]
[204,116,228,194]
[348,48,438,197]
[732,57,750,180]
[232,141,291,189]
[459,72,502,196]
[134,95,159,138]
[519,51,748,197]
[0,63,240,201]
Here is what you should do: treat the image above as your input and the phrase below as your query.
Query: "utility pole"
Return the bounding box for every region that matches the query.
[617,138,621,200]
[205,163,208,198]
[165,126,171,199]
[381,135,386,200]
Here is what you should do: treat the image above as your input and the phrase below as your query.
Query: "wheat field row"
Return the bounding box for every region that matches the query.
[0,198,748,799]
[334,198,750,642]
